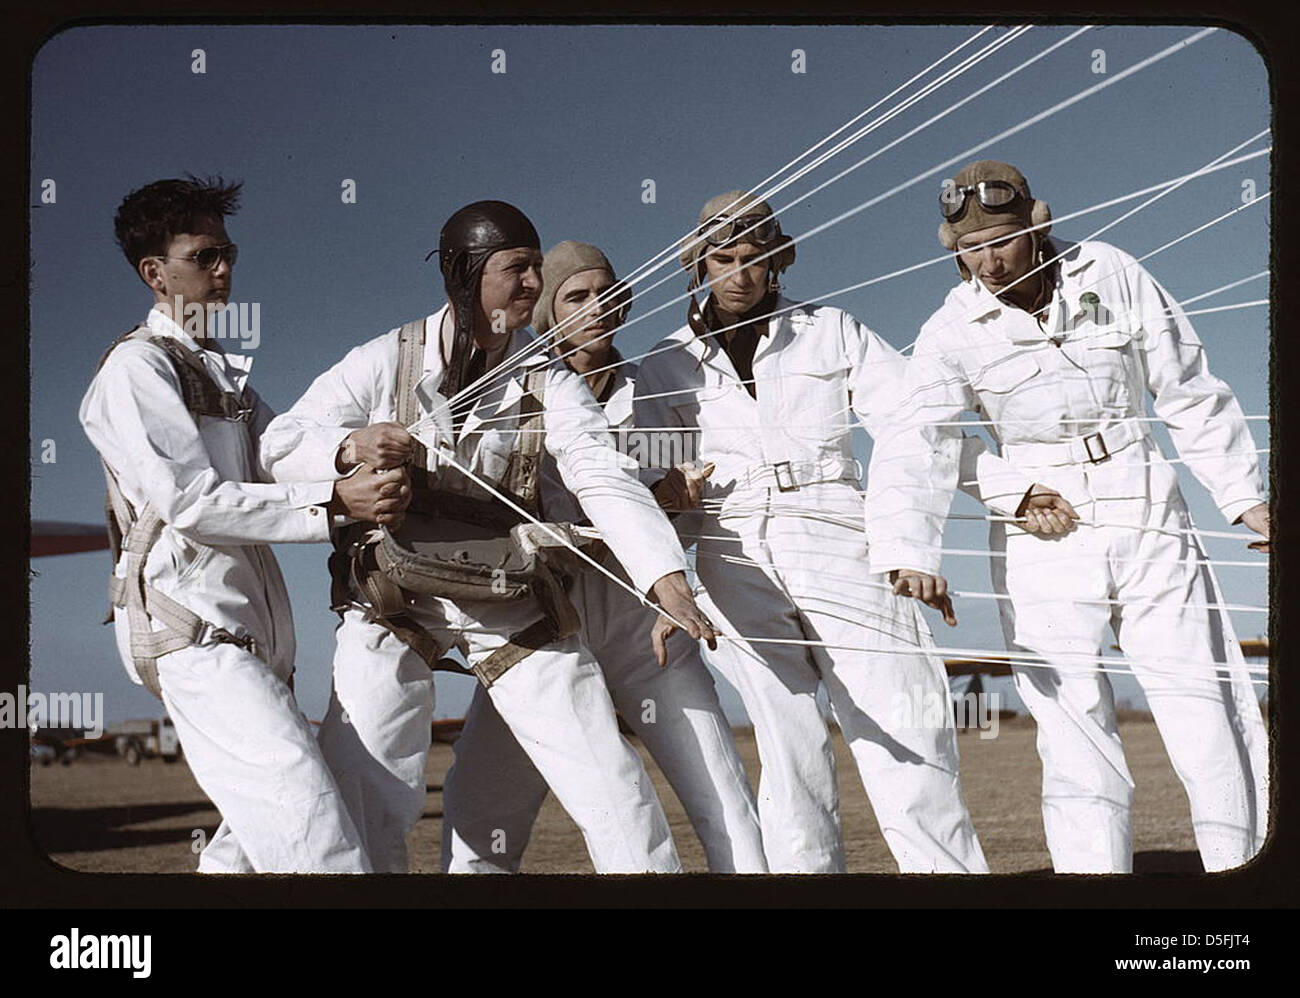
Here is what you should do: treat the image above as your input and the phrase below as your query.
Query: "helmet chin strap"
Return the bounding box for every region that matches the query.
[442,272,484,402]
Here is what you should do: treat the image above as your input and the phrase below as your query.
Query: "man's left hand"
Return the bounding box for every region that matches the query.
[1240,502,1270,552]
[648,571,718,666]
[888,569,958,627]
[1016,483,1081,536]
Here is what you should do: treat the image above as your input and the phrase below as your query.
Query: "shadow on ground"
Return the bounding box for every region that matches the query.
[31,802,219,854]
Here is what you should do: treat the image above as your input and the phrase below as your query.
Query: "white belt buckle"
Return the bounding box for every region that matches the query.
[1082,431,1110,464]
[773,460,800,492]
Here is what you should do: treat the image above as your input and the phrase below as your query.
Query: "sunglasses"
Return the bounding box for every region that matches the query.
[699,214,780,248]
[158,243,239,270]
[939,180,1025,222]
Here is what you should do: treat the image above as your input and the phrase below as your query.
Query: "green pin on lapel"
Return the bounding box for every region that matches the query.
[1079,291,1101,311]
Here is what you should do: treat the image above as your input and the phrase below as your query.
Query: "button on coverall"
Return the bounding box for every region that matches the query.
[261,308,693,873]
[865,239,1268,873]
[634,295,989,874]
[440,357,767,873]
[79,307,371,873]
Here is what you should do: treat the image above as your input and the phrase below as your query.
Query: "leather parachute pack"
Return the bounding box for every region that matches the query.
[331,318,602,688]
[98,325,261,700]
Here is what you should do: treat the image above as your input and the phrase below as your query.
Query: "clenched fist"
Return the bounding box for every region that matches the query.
[1016,483,1080,536]
[329,463,411,525]
[337,422,415,472]
[652,461,716,511]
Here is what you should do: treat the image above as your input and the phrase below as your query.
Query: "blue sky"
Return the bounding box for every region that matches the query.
[29,23,1271,725]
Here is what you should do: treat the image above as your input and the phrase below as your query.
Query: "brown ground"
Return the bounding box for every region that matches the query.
[29,715,1206,875]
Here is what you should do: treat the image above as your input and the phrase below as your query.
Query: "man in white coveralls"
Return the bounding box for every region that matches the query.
[865,159,1270,873]
[633,190,989,874]
[261,201,718,874]
[81,177,407,873]
[440,240,767,873]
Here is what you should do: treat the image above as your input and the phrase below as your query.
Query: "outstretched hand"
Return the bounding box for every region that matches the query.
[648,571,718,666]
[888,569,958,627]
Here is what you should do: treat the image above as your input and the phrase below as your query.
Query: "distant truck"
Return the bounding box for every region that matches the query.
[108,717,181,766]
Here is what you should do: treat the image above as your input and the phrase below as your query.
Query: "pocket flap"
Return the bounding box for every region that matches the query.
[972,351,1040,393]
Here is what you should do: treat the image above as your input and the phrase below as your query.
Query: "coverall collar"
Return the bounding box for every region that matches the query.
[146,305,253,395]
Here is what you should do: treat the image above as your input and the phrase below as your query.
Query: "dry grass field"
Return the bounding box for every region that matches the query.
[28,713,1215,876]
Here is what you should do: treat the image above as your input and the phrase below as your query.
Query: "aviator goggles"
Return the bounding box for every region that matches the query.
[939,180,1025,222]
[698,213,781,248]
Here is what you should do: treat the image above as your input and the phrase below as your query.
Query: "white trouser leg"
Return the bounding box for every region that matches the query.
[700,486,986,873]
[697,587,844,874]
[998,521,1135,873]
[808,599,989,874]
[196,821,256,873]
[317,609,434,873]
[441,567,765,874]
[1009,657,1134,873]
[1111,496,1266,872]
[441,684,549,873]
[154,639,371,873]
[580,569,767,873]
[478,627,681,873]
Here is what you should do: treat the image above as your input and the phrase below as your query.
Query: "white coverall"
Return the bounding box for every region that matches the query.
[261,308,693,874]
[633,295,988,874]
[440,355,768,873]
[78,307,371,874]
[865,239,1269,873]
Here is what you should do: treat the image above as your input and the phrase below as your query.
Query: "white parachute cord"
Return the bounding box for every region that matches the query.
[447,26,1027,411]
[427,448,694,633]
[448,25,1204,412]
[690,547,1267,618]
[711,633,1269,688]
[678,532,1267,570]
[901,126,1272,344]
[509,146,1267,404]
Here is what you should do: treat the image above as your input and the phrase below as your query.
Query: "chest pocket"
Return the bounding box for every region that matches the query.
[778,351,849,443]
[970,351,1041,394]
[1078,325,1139,409]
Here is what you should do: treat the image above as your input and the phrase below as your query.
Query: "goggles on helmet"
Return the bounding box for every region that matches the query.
[939,179,1025,222]
[698,213,780,248]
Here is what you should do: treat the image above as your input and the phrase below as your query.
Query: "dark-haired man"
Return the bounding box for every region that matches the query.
[439,240,767,873]
[263,201,717,874]
[80,177,405,872]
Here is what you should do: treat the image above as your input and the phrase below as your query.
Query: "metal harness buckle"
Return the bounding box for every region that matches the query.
[1082,431,1110,464]
[773,460,800,492]
[205,624,258,657]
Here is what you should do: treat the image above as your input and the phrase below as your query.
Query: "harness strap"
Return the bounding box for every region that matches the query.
[334,319,569,683]
[472,616,563,687]
[96,326,258,699]
[501,367,546,518]
[396,319,432,482]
